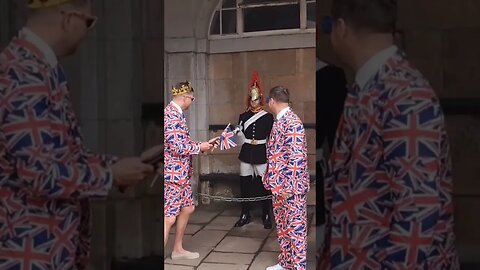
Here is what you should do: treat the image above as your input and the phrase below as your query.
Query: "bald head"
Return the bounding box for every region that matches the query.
[25,0,94,58]
[28,0,90,18]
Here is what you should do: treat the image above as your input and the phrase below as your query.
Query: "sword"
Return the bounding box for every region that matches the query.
[150,174,160,188]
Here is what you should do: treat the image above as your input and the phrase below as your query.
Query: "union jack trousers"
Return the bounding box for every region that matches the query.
[164,102,201,217]
[0,37,116,268]
[318,51,459,269]
[264,109,310,270]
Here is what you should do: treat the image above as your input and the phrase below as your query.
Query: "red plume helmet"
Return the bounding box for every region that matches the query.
[246,71,264,109]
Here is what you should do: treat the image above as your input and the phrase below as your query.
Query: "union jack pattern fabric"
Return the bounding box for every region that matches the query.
[164,183,194,218]
[272,194,308,270]
[264,109,310,196]
[264,108,309,270]
[0,37,116,269]
[219,124,237,151]
[164,102,200,215]
[318,51,459,269]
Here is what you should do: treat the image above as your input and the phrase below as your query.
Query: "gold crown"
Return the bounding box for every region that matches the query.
[171,81,193,96]
[28,0,70,8]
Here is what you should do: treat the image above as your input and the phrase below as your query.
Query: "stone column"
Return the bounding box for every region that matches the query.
[98,0,148,260]
[141,0,165,257]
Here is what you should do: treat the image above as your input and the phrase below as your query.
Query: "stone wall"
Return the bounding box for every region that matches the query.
[85,1,164,268]
[317,0,480,263]
[204,49,317,175]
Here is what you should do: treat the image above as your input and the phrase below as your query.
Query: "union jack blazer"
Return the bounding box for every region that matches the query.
[163,102,201,186]
[0,37,116,269]
[264,109,310,196]
[319,51,459,269]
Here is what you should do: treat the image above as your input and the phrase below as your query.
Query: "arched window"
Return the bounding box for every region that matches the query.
[209,0,315,38]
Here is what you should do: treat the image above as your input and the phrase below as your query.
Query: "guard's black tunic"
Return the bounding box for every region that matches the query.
[237,110,274,165]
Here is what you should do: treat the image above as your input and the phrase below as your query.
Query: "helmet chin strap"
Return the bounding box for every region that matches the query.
[250,104,262,113]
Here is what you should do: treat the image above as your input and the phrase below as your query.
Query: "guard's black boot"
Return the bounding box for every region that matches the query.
[262,199,273,229]
[235,176,252,227]
[262,212,272,229]
[260,176,273,229]
[235,211,252,227]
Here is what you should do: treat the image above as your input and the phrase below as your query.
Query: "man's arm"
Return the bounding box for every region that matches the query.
[84,150,118,166]
[382,88,442,266]
[164,115,201,156]
[282,120,309,195]
[1,79,112,199]
[268,120,308,196]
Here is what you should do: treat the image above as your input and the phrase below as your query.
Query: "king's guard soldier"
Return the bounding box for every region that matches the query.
[235,72,275,229]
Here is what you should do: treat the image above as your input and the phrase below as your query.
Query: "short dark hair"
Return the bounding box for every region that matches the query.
[332,0,397,33]
[269,86,290,103]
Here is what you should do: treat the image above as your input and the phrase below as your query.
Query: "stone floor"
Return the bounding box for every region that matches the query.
[164,204,318,270]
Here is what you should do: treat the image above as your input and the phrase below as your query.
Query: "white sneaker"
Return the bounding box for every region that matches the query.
[266,264,287,270]
[171,251,200,260]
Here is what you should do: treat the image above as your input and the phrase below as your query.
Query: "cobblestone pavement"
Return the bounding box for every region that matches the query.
[164,203,318,270]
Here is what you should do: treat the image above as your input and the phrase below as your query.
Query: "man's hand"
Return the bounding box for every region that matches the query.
[209,137,219,144]
[208,137,220,150]
[112,157,154,187]
[140,145,164,166]
[200,142,212,152]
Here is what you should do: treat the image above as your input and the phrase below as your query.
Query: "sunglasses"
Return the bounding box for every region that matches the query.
[61,10,98,30]
[265,96,271,103]
[321,16,333,35]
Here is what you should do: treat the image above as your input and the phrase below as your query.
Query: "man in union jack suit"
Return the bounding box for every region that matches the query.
[0,0,154,269]
[164,81,216,260]
[318,0,459,269]
[263,86,310,270]
[234,71,275,229]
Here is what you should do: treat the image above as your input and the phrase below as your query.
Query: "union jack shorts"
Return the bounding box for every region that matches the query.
[164,182,194,217]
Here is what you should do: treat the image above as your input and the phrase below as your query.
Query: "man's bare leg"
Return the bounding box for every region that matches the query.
[164,216,176,249]
[173,206,195,253]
